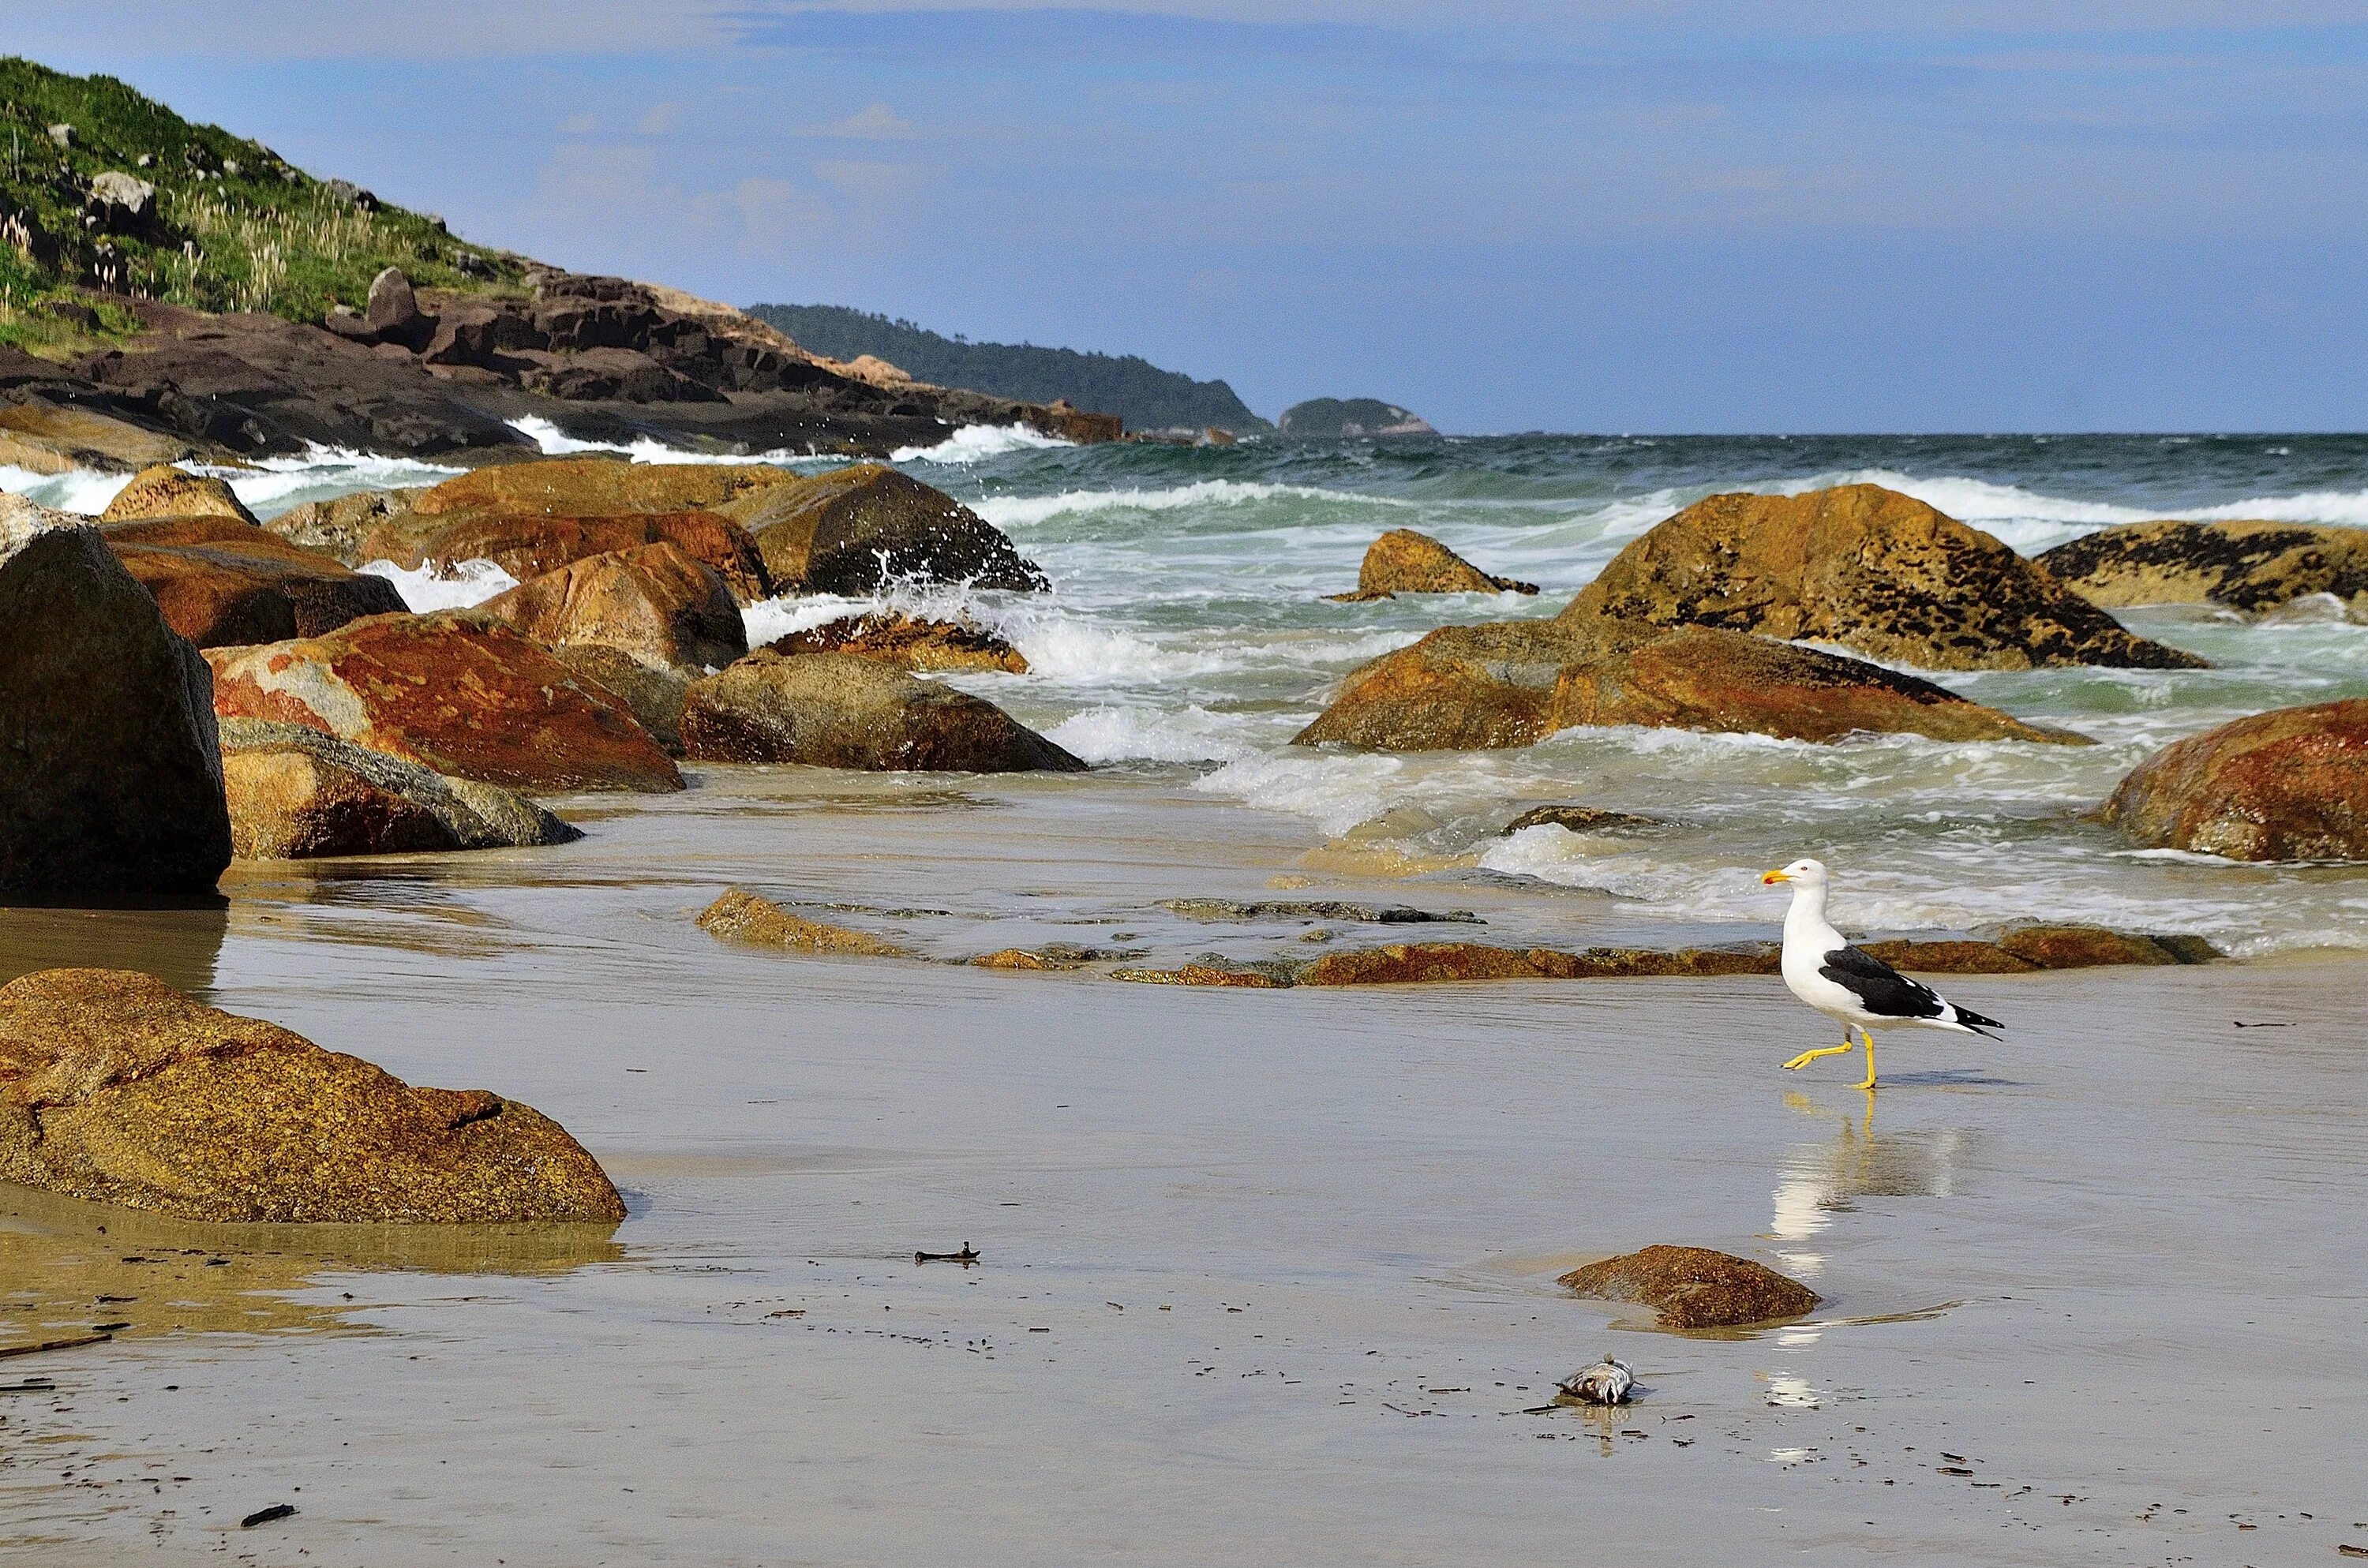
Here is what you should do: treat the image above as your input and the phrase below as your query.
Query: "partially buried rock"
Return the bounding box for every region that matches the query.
[696,888,911,957]
[1295,614,2084,751]
[100,516,407,647]
[2097,698,2368,862]
[550,644,691,754]
[1566,483,2203,672]
[1501,805,1670,836]
[206,612,684,793]
[681,651,1086,773]
[0,523,233,902]
[478,542,747,672]
[219,719,580,859]
[1558,1245,1819,1330]
[2036,519,2368,616]
[264,488,419,567]
[1326,528,1538,601]
[0,968,622,1223]
[358,508,770,603]
[717,464,1047,594]
[765,612,1027,673]
[98,464,259,526]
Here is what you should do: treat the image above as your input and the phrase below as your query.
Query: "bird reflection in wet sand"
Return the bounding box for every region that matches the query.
[1768,1095,1980,1279]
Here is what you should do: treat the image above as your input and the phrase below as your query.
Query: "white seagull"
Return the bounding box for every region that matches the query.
[1761,858,2002,1091]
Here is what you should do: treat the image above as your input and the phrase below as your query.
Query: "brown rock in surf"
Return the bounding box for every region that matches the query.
[1558,1245,1819,1330]
[478,541,747,672]
[1327,528,1538,601]
[2036,519,2368,615]
[2098,698,2368,862]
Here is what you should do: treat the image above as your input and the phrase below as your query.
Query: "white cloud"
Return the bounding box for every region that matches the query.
[824,103,919,140]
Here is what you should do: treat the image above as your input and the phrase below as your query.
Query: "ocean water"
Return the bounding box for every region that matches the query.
[10,428,2368,956]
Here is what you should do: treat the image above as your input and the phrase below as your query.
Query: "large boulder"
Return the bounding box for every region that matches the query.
[358,507,770,601]
[0,523,233,902]
[262,487,421,567]
[0,399,196,474]
[1565,484,2203,671]
[549,645,690,754]
[681,650,1086,772]
[2036,520,2368,615]
[219,719,581,859]
[98,464,259,526]
[1326,529,1538,601]
[764,612,1028,673]
[205,612,684,793]
[2098,698,2368,861]
[478,542,747,672]
[1558,1245,1819,1330]
[99,516,407,647]
[0,968,623,1223]
[407,456,796,519]
[716,464,1048,593]
[1295,615,2083,750]
[364,267,433,350]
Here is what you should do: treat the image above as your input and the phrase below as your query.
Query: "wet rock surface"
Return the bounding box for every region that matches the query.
[0,968,624,1223]
[478,541,747,672]
[358,507,770,603]
[696,889,913,957]
[1501,805,1673,836]
[219,718,579,859]
[205,612,684,793]
[764,612,1029,673]
[99,515,407,647]
[96,464,258,526]
[1558,1245,1821,1330]
[1564,483,2204,671]
[1326,528,1538,601]
[2099,698,2368,862]
[263,488,422,567]
[1156,898,1481,925]
[681,651,1087,773]
[720,463,1047,595]
[2036,519,2368,615]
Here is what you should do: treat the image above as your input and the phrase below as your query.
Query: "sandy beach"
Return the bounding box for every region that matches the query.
[5,765,2362,1566]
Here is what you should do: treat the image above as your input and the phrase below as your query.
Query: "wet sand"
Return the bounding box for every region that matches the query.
[3,766,2364,1566]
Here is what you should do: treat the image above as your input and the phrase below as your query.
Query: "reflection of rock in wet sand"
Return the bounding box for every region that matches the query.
[0,905,227,997]
[0,1182,621,1349]
[1770,1103,1980,1276]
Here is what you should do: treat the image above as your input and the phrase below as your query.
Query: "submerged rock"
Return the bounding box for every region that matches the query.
[2098,698,2368,862]
[1278,398,1435,438]
[358,508,770,603]
[1326,529,1538,601]
[1501,805,1672,836]
[1565,483,2204,672]
[219,719,579,859]
[1557,1245,1819,1330]
[696,888,912,956]
[1157,898,1481,925]
[478,541,747,672]
[101,515,407,646]
[765,612,1029,674]
[98,464,258,526]
[680,651,1086,773]
[0,524,233,902]
[719,463,1047,595]
[1294,942,1779,986]
[1295,615,2084,751]
[206,612,684,793]
[0,968,623,1223]
[2036,519,2368,615]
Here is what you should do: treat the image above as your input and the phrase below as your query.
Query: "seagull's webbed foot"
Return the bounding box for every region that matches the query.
[1782,1042,1858,1071]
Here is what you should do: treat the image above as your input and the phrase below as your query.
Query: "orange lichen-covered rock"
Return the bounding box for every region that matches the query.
[2037,519,2368,614]
[100,515,407,646]
[0,969,623,1223]
[2099,698,2368,861]
[97,464,259,526]
[407,456,797,518]
[1326,528,1538,601]
[1564,483,2202,671]
[1558,1245,1819,1330]
[478,542,747,672]
[358,508,771,602]
[695,888,912,956]
[204,612,683,793]
[765,612,1028,674]
[682,651,1085,773]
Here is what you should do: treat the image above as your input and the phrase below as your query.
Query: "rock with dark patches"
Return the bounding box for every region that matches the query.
[1293,942,1781,986]
[219,719,579,859]
[549,644,691,753]
[0,968,623,1223]
[478,542,747,672]
[98,465,257,526]
[363,268,433,350]
[358,507,770,602]
[718,464,1047,594]
[1501,805,1672,836]
[1326,529,1539,601]
[2036,519,2368,615]
[1564,483,2205,671]
[2098,698,2368,861]
[696,888,912,956]
[680,651,1086,773]
[99,516,407,646]
[1156,898,1481,925]
[0,524,233,903]
[1557,1245,1820,1330]
[263,488,420,567]
[1110,962,1293,988]
[765,612,1028,673]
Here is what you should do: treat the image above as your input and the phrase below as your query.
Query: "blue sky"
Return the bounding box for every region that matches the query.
[7,2,2366,432]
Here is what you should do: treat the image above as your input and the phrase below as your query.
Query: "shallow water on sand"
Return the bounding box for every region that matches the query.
[2,772,2364,1566]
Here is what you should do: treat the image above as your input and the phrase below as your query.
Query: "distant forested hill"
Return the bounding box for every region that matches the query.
[747,303,1271,434]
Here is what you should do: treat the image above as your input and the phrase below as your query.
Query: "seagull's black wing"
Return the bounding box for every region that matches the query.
[1819,945,1946,1020]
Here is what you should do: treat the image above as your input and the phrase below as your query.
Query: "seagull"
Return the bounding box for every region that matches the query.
[1760,858,2002,1090]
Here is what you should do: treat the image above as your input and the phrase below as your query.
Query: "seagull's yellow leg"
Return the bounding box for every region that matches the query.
[1783,1036,1858,1071]
[1855,1027,1878,1091]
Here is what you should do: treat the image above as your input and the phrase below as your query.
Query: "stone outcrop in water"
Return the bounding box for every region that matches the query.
[1294,614,2084,750]
[97,463,258,526]
[1557,1245,1819,1330]
[681,651,1086,773]
[549,645,691,754]
[2098,698,2368,862]
[1564,484,2204,672]
[718,463,1048,595]
[696,888,912,956]
[0,968,624,1223]
[99,515,407,647]
[763,612,1029,673]
[206,612,684,793]
[264,487,422,566]
[1326,529,1538,601]
[0,522,233,902]
[219,719,579,859]
[359,507,771,604]
[1501,805,1672,836]
[2036,520,2368,615]
[478,542,747,672]
[407,456,796,522]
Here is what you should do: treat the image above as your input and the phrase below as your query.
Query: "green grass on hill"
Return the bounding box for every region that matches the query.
[0,57,521,354]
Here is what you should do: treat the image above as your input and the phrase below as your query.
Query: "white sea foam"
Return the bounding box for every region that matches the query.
[973,479,1407,530]
[358,558,519,610]
[2,463,126,516]
[889,424,1072,464]
[505,416,821,468]
[1043,704,1264,765]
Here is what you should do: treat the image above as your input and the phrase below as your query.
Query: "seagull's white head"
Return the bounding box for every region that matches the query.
[1760,856,1827,889]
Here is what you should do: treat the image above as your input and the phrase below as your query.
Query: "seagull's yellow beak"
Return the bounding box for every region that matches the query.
[1760,869,1789,885]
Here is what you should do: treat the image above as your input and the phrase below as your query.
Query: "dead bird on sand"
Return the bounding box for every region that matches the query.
[1556,1353,1635,1406]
